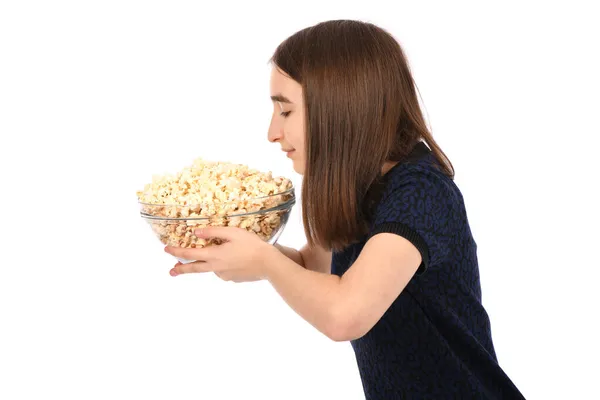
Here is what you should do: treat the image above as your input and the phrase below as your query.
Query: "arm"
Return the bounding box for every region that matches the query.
[265,233,421,341]
[274,243,332,274]
[273,244,305,266]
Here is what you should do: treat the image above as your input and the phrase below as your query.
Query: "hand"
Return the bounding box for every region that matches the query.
[164,227,277,282]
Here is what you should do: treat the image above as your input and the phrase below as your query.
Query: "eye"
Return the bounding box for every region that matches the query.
[280,111,291,118]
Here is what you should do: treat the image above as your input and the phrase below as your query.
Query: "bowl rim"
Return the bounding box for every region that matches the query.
[140,196,295,221]
[137,186,295,207]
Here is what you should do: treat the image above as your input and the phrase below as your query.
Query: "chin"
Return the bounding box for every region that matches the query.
[292,160,305,175]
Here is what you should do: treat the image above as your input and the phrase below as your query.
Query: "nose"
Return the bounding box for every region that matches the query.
[268,116,283,143]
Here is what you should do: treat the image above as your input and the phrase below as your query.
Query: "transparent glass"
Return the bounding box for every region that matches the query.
[139,188,295,264]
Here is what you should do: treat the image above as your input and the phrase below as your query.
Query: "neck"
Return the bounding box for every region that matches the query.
[381,160,398,175]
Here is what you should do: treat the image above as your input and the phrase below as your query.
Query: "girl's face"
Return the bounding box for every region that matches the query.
[268,66,306,175]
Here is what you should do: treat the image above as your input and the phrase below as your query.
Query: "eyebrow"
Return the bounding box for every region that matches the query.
[270,94,293,104]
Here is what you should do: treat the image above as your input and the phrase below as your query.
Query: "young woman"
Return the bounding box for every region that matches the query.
[165,20,525,399]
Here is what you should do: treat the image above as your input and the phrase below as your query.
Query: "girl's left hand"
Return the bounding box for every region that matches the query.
[164,227,277,282]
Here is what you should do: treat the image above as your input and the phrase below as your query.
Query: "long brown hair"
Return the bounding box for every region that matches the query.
[270,20,454,251]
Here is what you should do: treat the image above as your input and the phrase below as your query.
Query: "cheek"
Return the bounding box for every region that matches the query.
[288,117,305,149]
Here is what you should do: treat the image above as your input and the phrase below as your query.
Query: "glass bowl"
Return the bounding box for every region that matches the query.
[139,188,295,264]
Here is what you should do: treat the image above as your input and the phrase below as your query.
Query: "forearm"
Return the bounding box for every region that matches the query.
[265,247,344,340]
[274,243,331,274]
[274,243,305,267]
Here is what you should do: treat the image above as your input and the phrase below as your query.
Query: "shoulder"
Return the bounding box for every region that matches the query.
[368,155,467,271]
[379,155,463,214]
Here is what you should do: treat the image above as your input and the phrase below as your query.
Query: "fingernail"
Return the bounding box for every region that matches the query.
[170,268,178,277]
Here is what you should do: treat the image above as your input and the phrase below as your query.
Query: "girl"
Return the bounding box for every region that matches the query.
[165,19,525,399]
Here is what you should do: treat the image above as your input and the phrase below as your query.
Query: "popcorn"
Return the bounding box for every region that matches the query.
[138,158,294,249]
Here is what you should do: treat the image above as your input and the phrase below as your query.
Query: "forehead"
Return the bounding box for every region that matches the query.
[270,66,302,102]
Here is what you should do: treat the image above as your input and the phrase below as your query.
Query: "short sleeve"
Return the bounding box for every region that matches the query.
[367,169,458,275]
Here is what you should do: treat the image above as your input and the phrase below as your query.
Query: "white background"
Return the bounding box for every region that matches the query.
[1,1,598,399]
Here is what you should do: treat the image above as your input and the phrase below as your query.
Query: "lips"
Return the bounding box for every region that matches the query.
[284,149,295,158]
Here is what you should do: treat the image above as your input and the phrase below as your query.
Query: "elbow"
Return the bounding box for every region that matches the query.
[325,311,369,342]
[327,329,356,343]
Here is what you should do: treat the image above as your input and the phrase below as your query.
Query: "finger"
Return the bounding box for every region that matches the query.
[169,261,183,276]
[194,226,245,242]
[164,244,217,261]
[170,261,215,276]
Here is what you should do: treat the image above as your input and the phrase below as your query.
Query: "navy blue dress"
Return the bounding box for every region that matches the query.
[331,142,525,399]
